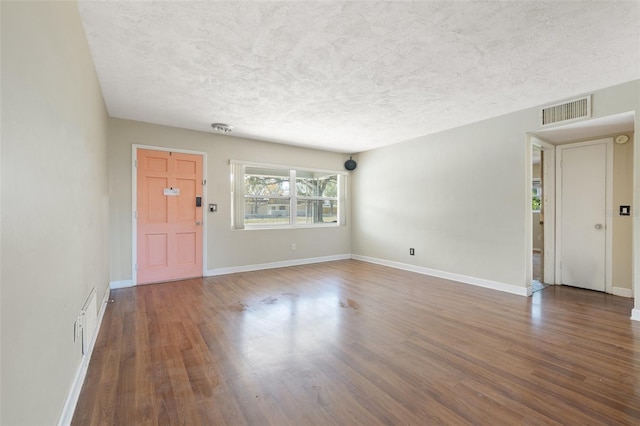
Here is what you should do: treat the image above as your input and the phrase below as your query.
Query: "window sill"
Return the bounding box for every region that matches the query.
[234,223,341,231]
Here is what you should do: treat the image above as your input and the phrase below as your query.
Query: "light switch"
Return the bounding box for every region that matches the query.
[209,204,217,213]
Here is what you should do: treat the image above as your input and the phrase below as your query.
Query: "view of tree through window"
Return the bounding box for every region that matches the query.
[532,179,541,211]
[296,172,337,224]
[244,168,290,225]
[241,166,340,227]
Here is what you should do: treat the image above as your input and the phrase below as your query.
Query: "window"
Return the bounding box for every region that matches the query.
[532,178,541,211]
[231,162,346,229]
[243,167,291,226]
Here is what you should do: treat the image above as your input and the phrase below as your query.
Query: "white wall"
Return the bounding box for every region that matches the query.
[108,118,351,283]
[1,2,110,424]
[612,134,633,290]
[353,114,528,288]
[353,81,639,295]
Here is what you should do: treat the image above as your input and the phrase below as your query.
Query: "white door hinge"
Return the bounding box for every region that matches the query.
[135,159,138,168]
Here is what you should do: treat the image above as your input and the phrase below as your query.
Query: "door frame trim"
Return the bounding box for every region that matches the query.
[132,144,208,286]
[555,138,613,293]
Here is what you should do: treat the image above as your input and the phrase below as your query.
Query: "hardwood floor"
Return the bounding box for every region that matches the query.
[72,260,640,425]
[532,250,543,282]
[531,251,548,293]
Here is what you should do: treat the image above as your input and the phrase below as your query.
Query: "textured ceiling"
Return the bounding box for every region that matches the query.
[78,1,640,153]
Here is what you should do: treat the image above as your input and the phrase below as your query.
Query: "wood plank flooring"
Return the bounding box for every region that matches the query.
[72,260,640,425]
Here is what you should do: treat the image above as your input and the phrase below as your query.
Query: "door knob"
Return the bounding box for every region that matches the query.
[594,223,603,229]
[196,221,202,226]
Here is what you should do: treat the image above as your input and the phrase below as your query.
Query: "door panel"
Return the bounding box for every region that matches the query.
[146,234,168,267]
[177,178,196,221]
[146,156,168,171]
[146,177,168,222]
[176,158,197,174]
[176,232,196,264]
[558,141,607,291]
[137,149,203,284]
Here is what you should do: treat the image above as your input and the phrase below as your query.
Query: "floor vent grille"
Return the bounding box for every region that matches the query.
[541,95,591,126]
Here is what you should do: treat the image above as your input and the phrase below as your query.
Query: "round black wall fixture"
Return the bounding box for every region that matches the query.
[344,156,357,171]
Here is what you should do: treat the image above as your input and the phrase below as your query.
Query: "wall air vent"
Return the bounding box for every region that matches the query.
[540,95,591,126]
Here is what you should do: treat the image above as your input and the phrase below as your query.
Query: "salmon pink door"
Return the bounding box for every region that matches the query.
[137,149,203,284]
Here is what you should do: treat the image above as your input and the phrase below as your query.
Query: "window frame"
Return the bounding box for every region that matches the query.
[231,160,348,230]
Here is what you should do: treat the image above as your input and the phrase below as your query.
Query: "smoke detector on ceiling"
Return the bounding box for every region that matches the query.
[615,134,629,144]
[211,123,233,133]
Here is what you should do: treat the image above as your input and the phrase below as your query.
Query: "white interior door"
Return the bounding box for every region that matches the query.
[556,139,612,292]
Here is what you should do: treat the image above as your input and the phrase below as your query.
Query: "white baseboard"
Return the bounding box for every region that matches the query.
[110,279,133,289]
[58,285,110,426]
[612,287,633,298]
[631,309,640,322]
[206,254,351,277]
[352,255,529,297]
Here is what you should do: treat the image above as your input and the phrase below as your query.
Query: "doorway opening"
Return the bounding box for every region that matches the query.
[530,138,555,293]
[531,146,547,293]
[527,111,634,297]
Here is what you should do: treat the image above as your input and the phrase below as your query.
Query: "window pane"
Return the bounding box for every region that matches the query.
[245,197,290,226]
[296,173,337,197]
[235,164,342,229]
[245,167,289,196]
[296,199,338,224]
[532,179,541,211]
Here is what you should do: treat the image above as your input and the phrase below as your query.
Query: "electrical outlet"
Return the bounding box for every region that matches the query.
[409,248,415,256]
[291,243,296,251]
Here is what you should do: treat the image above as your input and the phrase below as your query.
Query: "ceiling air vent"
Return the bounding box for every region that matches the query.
[540,95,591,126]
